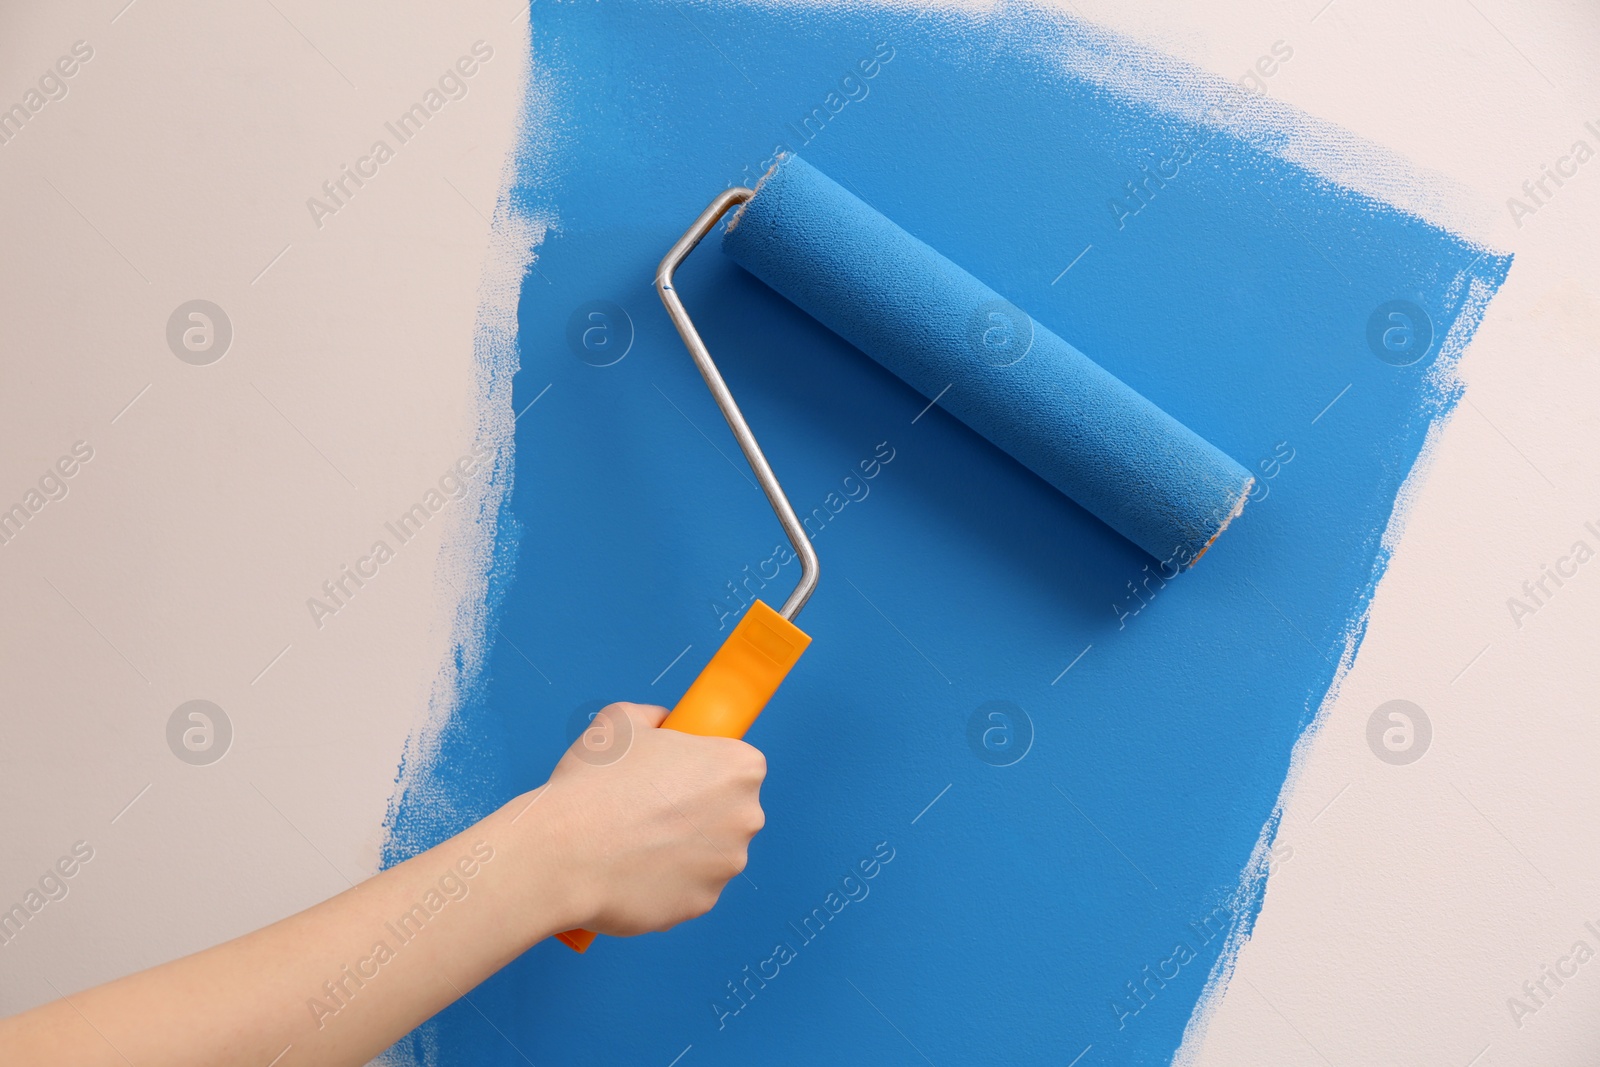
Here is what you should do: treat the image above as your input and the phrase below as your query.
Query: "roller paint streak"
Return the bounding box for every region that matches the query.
[378,4,1512,1065]
[723,154,1254,567]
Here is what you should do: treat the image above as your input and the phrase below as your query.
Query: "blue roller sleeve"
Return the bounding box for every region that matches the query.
[721,154,1253,568]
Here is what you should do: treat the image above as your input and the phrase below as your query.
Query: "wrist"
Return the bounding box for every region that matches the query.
[483,784,590,943]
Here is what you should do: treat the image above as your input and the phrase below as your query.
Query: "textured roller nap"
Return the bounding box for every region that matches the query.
[722,155,1253,568]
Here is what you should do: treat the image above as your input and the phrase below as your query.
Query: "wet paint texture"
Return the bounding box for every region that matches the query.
[723,153,1255,565]
[381,3,1510,1064]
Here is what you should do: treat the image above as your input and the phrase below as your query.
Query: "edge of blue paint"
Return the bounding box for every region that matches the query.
[373,4,1513,1063]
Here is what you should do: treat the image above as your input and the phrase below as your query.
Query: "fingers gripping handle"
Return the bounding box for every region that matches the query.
[555,600,811,953]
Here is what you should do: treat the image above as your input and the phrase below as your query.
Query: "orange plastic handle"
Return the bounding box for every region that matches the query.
[555,599,811,953]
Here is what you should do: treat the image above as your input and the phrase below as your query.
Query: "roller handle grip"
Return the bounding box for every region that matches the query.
[555,600,811,953]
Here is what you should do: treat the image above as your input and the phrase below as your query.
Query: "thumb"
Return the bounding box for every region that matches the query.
[609,701,669,730]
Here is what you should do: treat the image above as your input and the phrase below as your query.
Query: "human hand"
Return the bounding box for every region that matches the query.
[536,702,767,937]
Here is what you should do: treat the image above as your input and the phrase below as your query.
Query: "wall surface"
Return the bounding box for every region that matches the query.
[0,2,1596,1065]
[0,0,527,1021]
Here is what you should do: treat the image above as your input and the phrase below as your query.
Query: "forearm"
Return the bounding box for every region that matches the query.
[0,787,570,1067]
[0,701,767,1065]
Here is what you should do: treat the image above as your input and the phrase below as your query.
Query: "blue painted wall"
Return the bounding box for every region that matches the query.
[383,3,1510,1063]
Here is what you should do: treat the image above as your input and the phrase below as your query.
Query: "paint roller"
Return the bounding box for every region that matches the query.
[726,155,1253,566]
[556,154,1250,952]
